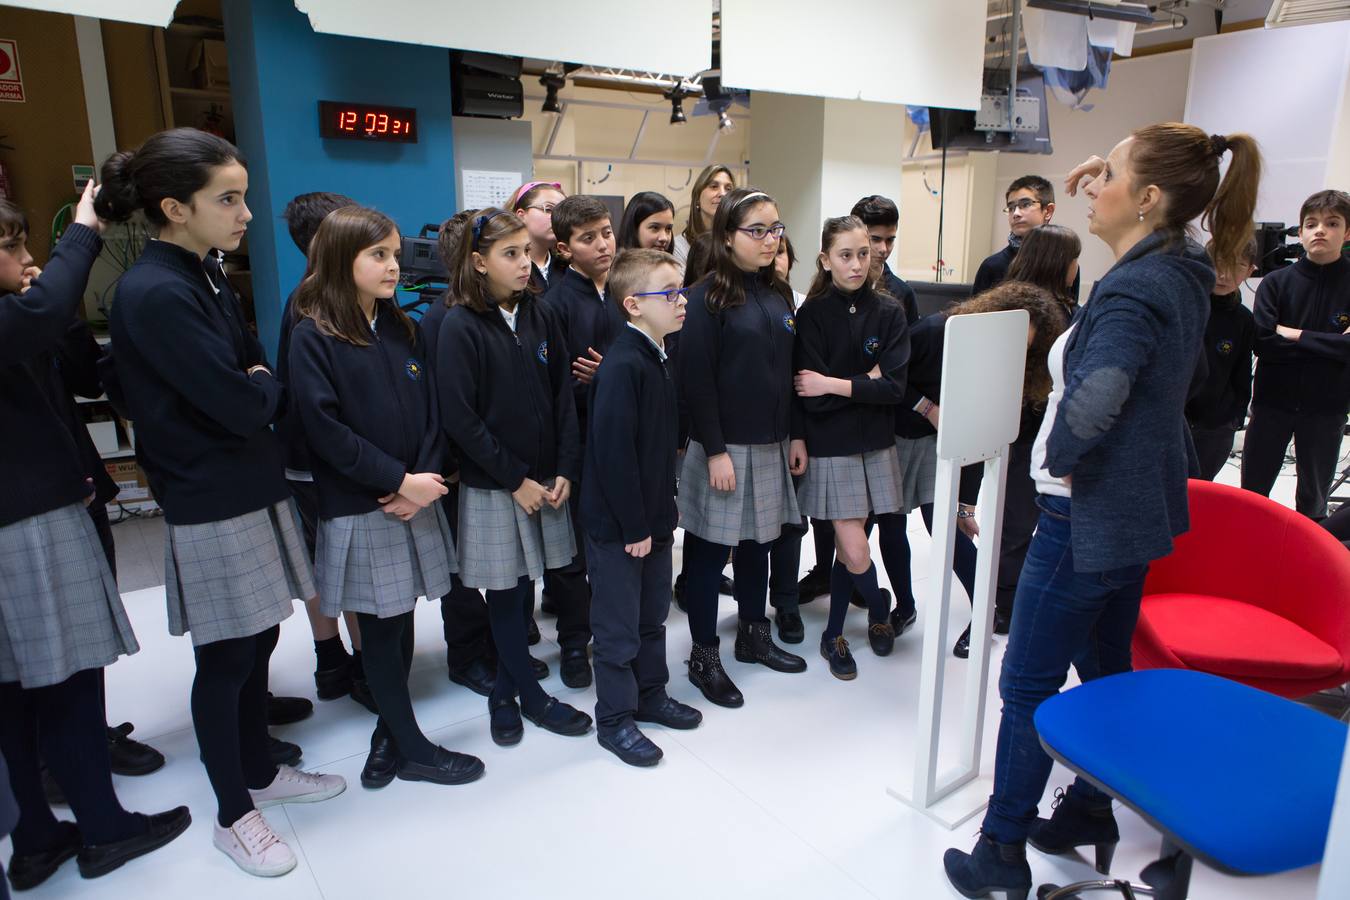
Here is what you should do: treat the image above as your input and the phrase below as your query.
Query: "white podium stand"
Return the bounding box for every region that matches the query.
[889,309,1029,830]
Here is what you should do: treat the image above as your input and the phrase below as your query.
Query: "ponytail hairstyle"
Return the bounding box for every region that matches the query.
[948,281,1069,410]
[705,187,793,312]
[1128,123,1262,276]
[681,164,736,245]
[1004,224,1081,310]
[95,127,244,227]
[805,215,871,302]
[435,208,479,308]
[448,207,534,313]
[618,191,676,250]
[294,206,415,346]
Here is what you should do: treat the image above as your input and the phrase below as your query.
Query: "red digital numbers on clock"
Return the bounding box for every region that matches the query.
[319,101,417,143]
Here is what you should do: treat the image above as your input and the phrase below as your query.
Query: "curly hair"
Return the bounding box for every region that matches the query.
[945,281,1069,409]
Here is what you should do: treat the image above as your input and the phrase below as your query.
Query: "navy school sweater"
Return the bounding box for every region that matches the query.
[274,286,312,475]
[973,241,1082,302]
[530,253,571,294]
[108,240,288,525]
[1185,292,1255,430]
[881,264,920,326]
[580,326,679,544]
[1252,254,1350,416]
[543,267,625,428]
[793,283,909,458]
[435,293,582,491]
[288,301,443,519]
[0,223,103,526]
[677,272,801,456]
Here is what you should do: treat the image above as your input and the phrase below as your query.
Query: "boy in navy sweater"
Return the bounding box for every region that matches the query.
[1243,189,1350,518]
[581,249,702,766]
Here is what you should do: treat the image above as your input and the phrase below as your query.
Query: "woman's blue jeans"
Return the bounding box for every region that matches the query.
[981,494,1149,844]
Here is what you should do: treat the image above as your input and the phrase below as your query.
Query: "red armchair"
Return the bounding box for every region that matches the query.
[1132,479,1350,698]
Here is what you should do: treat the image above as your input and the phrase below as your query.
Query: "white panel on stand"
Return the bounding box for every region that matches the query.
[721,0,986,110]
[294,0,712,77]
[2,1,176,24]
[891,309,1029,829]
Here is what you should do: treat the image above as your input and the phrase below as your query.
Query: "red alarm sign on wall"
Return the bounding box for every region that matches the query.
[0,39,24,103]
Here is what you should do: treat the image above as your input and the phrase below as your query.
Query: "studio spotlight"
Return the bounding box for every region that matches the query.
[717,108,735,133]
[540,72,565,114]
[670,97,688,125]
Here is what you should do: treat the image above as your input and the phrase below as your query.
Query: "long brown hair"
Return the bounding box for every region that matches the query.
[946,281,1069,409]
[1128,123,1261,275]
[1005,224,1081,310]
[805,215,869,302]
[681,164,735,245]
[448,207,536,313]
[705,188,794,312]
[294,206,414,346]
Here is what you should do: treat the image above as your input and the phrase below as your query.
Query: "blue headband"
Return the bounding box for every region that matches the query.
[472,210,506,248]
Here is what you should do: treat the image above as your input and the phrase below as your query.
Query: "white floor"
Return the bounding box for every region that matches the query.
[3,449,1339,899]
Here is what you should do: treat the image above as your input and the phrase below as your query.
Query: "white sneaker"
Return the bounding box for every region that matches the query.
[214,810,297,877]
[249,765,347,809]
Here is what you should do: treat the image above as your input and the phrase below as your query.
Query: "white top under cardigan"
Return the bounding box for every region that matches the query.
[1030,324,1075,498]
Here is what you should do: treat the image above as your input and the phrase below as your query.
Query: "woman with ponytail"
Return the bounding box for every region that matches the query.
[944,125,1261,899]
[102,128,344,878]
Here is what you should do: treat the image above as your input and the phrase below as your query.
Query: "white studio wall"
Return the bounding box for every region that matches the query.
[291,0,712,75]
[1185,21,1350,230]
[0,0,176,24]
[721,0,987,110]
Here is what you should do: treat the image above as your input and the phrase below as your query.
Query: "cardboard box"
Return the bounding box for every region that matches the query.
[190,39,229,90]
[104,460,151,502]
[86,419,119,455]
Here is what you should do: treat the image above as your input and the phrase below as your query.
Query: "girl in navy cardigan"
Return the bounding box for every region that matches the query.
[100,129,343,877]
[793,216,910,679]
[944,124,1262,900]
[676,188,809,708]
[289,206,484,790]
[435,209,593,746]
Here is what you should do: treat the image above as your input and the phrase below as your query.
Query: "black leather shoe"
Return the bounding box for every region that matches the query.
[530,655,550,680]
[540,591,558,616]
[522,697,592,736]
[560,648,592,688]
[776,611,805,644]
[314,659,352,700]
[954,625,971,659]
[360,732,399,789]
[943,834,1032,900]
[77,806,191,880]
[635,695,702,730]
[598,723,663,767]
[1028,786,1120,875]
[448,658,496,697]
[868,622,896,657]
[7,820,80,890]
[889,605,917,636]
[266,693,313,726]
[734,620,807,673]
[994,608,1012,636]
[396,746,485,785]
[107,722,165,777]
[349,675,378,714]
[718,575,735,596]
[527,615,542,646]
[687,640,743,708]
[796,565,830,605]
[820,635,857,681]
[489,697,524,747]
[268,736,302,768]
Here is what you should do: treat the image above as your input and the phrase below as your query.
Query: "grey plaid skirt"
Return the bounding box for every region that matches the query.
[678,440,801,546]
[165,500,313,646]
[316,502,458,618]
[457,485,576,591]
[0,503,139,688]
[797,445,906,520]
[895,434,939,510]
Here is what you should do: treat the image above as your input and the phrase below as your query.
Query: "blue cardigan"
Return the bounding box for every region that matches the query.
[1045,230,1215,571]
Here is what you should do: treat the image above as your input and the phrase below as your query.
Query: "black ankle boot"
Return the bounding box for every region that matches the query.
[943,833,1031,900]
[734,620,807,673]
[1028,786,1120,874]
[687,640,744,708]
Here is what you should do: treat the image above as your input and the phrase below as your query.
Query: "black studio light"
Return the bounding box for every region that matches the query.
[540,72,565,114]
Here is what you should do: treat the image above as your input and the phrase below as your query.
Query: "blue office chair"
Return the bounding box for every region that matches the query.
[1032,669,1346,899]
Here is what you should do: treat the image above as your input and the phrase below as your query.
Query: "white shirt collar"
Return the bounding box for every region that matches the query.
[626,322,667,361]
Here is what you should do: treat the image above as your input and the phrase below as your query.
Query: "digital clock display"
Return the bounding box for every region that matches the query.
[318,101,417,143]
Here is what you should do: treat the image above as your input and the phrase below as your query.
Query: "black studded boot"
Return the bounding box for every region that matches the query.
[734,620,807,673]
[687,640,744,708]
